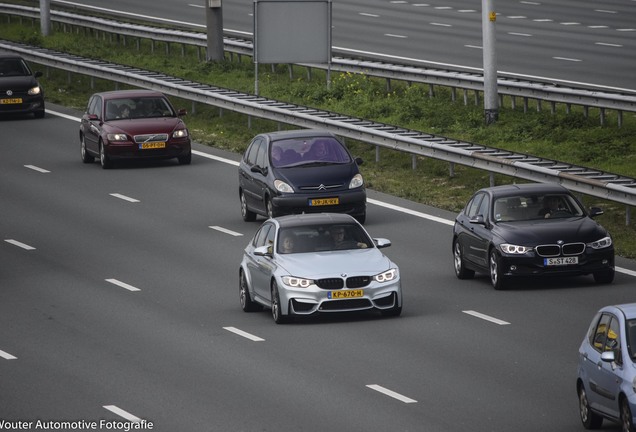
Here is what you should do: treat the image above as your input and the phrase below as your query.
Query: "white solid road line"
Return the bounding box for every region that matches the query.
[366,384,417,403]
[463,310,511,326]
[223,327,265,342]
[105,279,141,292]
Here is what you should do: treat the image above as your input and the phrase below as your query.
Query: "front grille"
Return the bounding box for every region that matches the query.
[536,242,586,257]
[319,299,372,311]
[134,133,169,143]
[316,278,344,289]
[299,183,342,191]
[346,276,371,288]
[316,276,372,289]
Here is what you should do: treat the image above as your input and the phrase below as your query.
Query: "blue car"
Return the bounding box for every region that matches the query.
[577,303,636,432]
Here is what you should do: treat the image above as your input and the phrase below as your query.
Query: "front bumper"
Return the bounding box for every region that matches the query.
[277,277,402,316]
[498,247,614,277]
[104,138,191,160]
[0,94,44,115]
[271,188,367,217]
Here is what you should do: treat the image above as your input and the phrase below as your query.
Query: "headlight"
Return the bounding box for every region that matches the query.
[106,133,128,142]
[374,268,397,283]
[349,173,364,189]
[587,236,612,249]
[282,276,313,288]
[500,244,532,254]
[173,129,188,138]
[274,179,294,193]
[28,86,41,96]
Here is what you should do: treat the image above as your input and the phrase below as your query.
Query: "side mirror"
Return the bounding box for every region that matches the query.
[87,114,99,121]
[177,108,187,117]
[469,215,485,225]
[374,238,392,249]
[589,207,604,218]
[34,71,43,78]
[254,245,272,257]
[601,350,615,363]
[355,157,363,166]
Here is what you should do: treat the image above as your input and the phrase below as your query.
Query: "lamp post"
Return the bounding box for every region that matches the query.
[482,0,498,124]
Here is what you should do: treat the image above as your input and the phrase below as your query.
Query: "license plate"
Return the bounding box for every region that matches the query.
[544,256,579,266]
[328,289,363,299]
[139,142,166,149]
[309,197,339,206]
[0,98,22,105]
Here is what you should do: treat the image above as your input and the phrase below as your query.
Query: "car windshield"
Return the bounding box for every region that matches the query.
[270,137,352,168]
[277,223,372,254]
[493,193,585,222]
[0,58,30,77]
[105,97,174,121]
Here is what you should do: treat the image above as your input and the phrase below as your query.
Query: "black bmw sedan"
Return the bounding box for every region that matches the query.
[452,183,615,290]
[238,130,367,223]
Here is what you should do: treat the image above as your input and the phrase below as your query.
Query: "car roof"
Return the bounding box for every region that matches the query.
[274,213,357,228]
[259,129,336,142]
[92,89,167,100]
[0,53,25,60]
[479,182,569,198]
[613,303,636,319]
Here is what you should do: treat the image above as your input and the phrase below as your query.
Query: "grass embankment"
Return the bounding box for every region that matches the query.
[2,17,635,258]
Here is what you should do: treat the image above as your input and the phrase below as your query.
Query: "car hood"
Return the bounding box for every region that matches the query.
[493,217,609,245]
[104,117,185,135]
[275,163,359,189]
[276,248,393,278]
[0,75,38,91]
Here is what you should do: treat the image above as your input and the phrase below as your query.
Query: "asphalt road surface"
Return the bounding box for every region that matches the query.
[1,106,636,431]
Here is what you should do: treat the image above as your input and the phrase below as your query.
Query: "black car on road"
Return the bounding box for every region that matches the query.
[452,183,615,290]
[0,53,45,118]
[238,130,367,223]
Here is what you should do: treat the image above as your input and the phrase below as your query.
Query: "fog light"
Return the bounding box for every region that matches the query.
[509,265,517,272]
[602,259,609,265]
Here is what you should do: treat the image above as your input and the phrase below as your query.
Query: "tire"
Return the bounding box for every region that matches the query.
[354,212,366,225]
[80,135,95,164]
[178,151,192,165]
[271,281,288,324]
[453,239,475,280]
[593,268,615,284]
[240,191,256,222]
[239,269,261,312]
[578,384,603,429]
[621,398,635,432]
[489,249,507,290]
[99,141,112,169]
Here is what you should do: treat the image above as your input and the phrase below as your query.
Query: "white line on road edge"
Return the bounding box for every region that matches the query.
[109,193,140,203]
[366,384,417,403]
[209,226,243,237]
[106,279,141,292]
[463,310,510,325]
[24,164,50,173]
[367,198,455,226]
[103,405,142,422]
[223,327,265,342]
[192,150,239,166]
[4,239,36,250]
[0,349,17,360]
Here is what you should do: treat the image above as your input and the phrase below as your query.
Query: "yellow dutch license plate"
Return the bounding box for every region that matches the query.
[310,197,339,206]
[140,142,166,150]
[328,289,363,299]
[0,98,22,105]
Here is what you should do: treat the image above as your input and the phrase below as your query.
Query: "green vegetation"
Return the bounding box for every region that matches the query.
[2,16,635,258]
